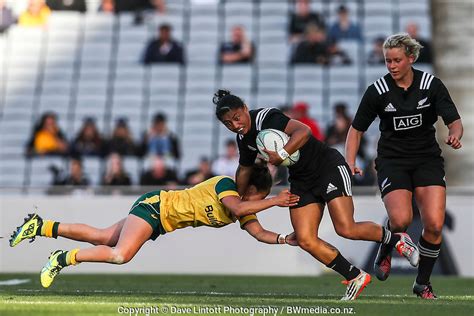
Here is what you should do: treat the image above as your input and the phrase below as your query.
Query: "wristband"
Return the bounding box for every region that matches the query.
[277,234,286,244]
[277,148,289,160]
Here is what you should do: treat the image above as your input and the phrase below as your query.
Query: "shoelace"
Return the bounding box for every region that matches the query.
[403,245,414,256]
[49,265,63,278]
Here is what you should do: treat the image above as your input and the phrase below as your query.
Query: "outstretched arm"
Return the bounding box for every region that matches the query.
[221,189,300,217]
[243,220,297,245]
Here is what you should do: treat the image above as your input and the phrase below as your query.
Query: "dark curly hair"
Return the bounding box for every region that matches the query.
[248,163,273,193]
[213,89,245,120]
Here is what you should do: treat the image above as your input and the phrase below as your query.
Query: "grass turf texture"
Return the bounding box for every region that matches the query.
[0,274,473,316]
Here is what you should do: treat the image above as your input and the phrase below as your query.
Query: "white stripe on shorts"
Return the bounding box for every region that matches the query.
[338,165,352,196]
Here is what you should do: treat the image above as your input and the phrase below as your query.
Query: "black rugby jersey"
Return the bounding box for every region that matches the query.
[352,68,460,159]
[237,108,327,186]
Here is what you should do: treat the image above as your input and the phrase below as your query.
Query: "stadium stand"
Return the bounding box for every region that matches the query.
[0,0,432,188]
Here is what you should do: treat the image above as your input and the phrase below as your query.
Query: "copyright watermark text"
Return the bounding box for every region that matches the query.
[117,305,355,315]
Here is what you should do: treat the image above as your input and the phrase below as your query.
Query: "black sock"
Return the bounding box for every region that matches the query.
[327,252,360,281]
[57,252,68,267]
[416,236,441,285]
[52,222,60,238]
[381,227,401,248]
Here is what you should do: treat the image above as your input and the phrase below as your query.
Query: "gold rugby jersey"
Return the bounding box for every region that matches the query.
[141,176,256,232]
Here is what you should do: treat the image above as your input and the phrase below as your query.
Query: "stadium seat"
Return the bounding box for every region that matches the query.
[0,0,436,189]
[83,156,103,186]
[29,157,67,187]
[0,157,27,187]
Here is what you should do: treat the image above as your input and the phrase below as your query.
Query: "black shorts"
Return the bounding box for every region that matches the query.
[290,161,353,208]
[375,156,446,198]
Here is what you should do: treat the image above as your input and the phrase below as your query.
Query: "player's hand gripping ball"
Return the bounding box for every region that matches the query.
[256,129,300,166]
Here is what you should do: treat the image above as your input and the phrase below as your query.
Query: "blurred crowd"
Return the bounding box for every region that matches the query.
[1,0,432,65]
[25,111,240,187]
[27,100,377,187]
[2,0,433,188]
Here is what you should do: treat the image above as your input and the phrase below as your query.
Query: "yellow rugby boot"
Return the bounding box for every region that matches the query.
[40,250,66,288]
[9,213,43,247]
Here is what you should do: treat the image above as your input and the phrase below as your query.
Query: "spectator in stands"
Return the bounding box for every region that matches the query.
[27,112,68,156]
[211,139,239,177]
[106,118,137,156]
[132,0,166,24]
[291,24,351,65]
[102,0,161,13]
[288,0,325,44]
[0,0,16,34]
[367,36,386,65]
[219,25,255,64]
[102,153,131,186]
[325,104,373,186]
[405,22,433,63]
[99,0,114,13]
[71,117,105,157]
[184,157,215,185]
[150,0,166,14]
[19,0,51,27]
[140,155,178,186]
[46,0,86,13]
[52,157,90,186]
[325,103,368,162]
[291,24,330,65]
[325,103,351,150]
[328,5,362,42]
[291,102,324,141]
[141,112,180,160]
[142,23,185,65]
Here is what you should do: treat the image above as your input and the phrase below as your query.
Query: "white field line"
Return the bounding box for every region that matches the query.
[9,289,474,300]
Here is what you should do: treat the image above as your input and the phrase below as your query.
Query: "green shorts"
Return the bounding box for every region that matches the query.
[129,190,167,240]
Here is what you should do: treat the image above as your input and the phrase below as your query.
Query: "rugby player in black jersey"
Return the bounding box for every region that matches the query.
[213,89,420,300]
[346,33,463,299]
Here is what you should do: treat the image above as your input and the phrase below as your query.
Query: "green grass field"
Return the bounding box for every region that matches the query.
[0,274,472,316]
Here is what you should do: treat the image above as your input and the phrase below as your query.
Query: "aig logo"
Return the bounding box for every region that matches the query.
[393,114,422,130]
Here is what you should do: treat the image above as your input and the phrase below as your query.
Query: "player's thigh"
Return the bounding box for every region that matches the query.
[320,163,356,228]
[289,202,325,239]
[327,196,356,230]
[414,186,446,233]
[114,214,153,259]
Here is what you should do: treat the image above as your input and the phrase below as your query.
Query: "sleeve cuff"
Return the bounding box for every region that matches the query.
[217,190,240,200]
[238,215,257,228]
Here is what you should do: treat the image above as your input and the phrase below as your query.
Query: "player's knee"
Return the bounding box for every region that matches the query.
[424,223,443,238]
[334,223,356,240]
[297,235,316,251]
[110,248,133,265]
[389,218,410,232]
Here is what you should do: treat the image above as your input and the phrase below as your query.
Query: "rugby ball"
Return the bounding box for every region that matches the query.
[256,129,300,166]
